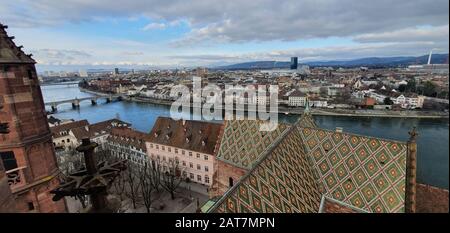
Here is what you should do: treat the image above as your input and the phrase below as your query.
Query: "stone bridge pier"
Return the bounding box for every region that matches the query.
[71,98,80,109]
[51,103,58,112]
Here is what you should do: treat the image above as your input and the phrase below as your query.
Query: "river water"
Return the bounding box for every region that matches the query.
[41,84,449,189]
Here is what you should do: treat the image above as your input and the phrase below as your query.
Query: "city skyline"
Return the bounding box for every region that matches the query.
[0,0,448,71]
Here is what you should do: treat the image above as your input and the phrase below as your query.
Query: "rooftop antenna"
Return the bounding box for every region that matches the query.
[427,49,434,65]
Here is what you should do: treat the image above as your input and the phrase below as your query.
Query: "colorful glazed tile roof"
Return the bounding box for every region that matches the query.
[298,126,407,213]
[318,196,368,213]
[215,120,290,170]
[296,112,317,128]
[213,126,322,213]
[210,113,410,213]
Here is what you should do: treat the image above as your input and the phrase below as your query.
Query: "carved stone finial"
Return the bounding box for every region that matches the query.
[408,127,418,142]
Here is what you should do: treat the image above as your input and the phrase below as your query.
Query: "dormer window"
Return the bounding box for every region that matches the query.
[185,134,192,143]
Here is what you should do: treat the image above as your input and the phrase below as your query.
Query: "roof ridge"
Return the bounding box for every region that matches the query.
[208,123,296,212]
[298,125,408,144]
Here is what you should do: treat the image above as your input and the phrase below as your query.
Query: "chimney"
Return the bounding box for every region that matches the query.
[427,49,433,65]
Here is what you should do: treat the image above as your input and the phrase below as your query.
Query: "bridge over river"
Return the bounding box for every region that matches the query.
[44,94,125,112]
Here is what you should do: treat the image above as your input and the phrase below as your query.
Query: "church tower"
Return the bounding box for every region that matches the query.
[0,23,67,212]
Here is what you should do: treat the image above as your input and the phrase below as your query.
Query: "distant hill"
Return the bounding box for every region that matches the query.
[214,54,449,70]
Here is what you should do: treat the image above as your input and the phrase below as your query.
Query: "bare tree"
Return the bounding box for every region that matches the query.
[109,170,128,213]
[160,159,185,200]
[139,163,160,213]
[125,163,140,209]
[149,160,161,192]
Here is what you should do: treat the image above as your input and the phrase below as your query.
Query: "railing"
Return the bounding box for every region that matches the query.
[5,166,27,190]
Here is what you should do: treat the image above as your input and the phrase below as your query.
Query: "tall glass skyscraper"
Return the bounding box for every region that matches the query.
[290,57,298,69]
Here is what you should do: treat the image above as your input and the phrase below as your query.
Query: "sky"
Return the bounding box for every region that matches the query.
[0,0,448,71]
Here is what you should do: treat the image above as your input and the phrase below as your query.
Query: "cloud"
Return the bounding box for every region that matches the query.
[30,49,92,65]
[1,0,448,44]
[142,22,166,30]
[111,39,149,47]
[169,41,449,65]
[354,25,450,43]
[121,51,144,56]
[2,0,448,69]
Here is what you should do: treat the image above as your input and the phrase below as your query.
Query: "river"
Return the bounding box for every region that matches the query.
[41,83,449,189]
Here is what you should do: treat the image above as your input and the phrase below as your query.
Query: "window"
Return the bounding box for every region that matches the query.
[175,148,178,154]
[190,173,194,179]
[197,164,201,170]
[67,138,70,142]
[189,162,193,168]
[205,166,209,172]
[150,144,153,148]
[0,151,18,171]
[189,152,192,157]
[162,146,165,151]
[196,153,200,159]
[204,155,208,160]
[27,202,35,211]
[205,175,210,184]
[182,161,186,166]
[168,147,171,152]
[197,175,202,182]
[27,70,33,79]
[156,145,159,150]
[229,177,234,187]
[163,156,166,161]
[182,150,185,155]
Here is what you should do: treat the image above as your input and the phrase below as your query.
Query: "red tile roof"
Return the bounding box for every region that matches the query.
[148,117,223,155]
[108,127,148,151]
[50,120,89,138]
[416,183,449,213]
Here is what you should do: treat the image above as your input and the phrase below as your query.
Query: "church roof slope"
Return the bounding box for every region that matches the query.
[0,24,35,64]
[210,126,322,213]
[298,126,408,213]
[215,120,290,170]
[296,112,317,128]
[318,196,368,213]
